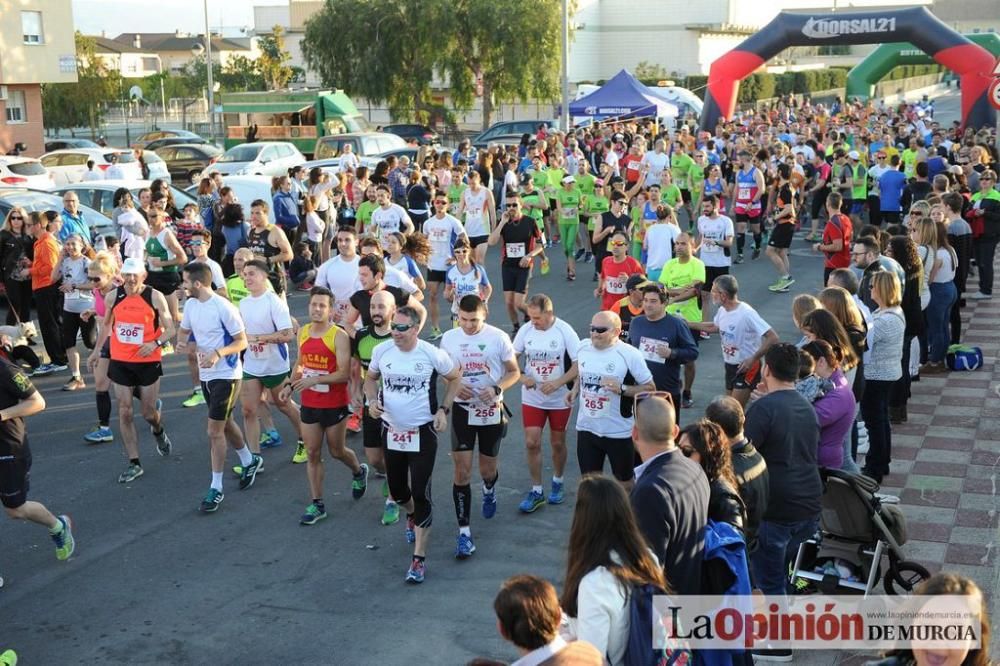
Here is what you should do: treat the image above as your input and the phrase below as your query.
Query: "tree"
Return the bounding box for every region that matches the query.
[257,25,295,90]
[302,0,570,128]
[220,55,265,92]
[41,32,123,136]
[634,61,669,82]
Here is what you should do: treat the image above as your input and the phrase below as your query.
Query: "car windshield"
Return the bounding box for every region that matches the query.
[219,145,263,163]
[6,161,47,176]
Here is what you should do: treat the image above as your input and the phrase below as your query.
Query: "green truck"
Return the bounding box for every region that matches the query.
[221,89,370,158]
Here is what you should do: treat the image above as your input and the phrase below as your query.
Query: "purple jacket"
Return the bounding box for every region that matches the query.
[812,369,855,468]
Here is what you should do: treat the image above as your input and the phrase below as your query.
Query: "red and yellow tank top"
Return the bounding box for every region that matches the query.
[297,323,349,409]
[110,286,162,363]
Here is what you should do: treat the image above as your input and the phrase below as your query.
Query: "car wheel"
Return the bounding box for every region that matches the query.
[188,170,202,183]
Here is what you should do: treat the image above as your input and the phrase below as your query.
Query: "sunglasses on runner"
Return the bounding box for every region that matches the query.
[590,326,610,334]
[88,276,103,282]
[611,241,627,247]
[505,203,519,208]
[635,390,674,406]
[391,323,415,332]
[434,199,448,205]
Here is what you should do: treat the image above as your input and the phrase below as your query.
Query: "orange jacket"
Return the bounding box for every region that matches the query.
[30,232,60,291]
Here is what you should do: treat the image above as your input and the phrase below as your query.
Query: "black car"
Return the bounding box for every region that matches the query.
[43,138,100,152]
[131,129,203,150]
[153,143,224,183]
[382,124,440,146]
[143,136,213,152]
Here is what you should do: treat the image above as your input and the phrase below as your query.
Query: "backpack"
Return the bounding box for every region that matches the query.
[946,344,983,371]
[623,583,692,666]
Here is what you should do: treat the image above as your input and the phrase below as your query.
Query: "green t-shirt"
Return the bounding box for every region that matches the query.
[630,205,644,243]
[902,149,918,179]
[671,152,695,190]
[447,184,466,217]
[576,173,596,196]
[531,169,549,191]
[659,256,706,323]
[226,274,250,305]
[556,187,581,224]
[661,185,682,207]
[546,168,567,192]
[522,190,546,229]
[357,200,378,230]
[145,232,178,273]
[688,163,706,197]
[353,325,392,372]
[582,194,609,231]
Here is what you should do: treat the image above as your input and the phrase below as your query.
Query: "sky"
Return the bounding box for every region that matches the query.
[72,0,286,37]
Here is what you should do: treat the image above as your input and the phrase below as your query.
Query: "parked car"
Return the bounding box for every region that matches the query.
[153,143,223,183]
[312,132,407,162]
[183,175,277,224]
[140,151,171,183]
[0,188,114,240]
[131,129,203,150]
[40,149,142,185]
[382,124,440,146]
[51,180,197,218]
[143,136,214,152]
[470,119,559,149]
[0,157,53,189]
[44,138,100,152]
[212,142,305,177]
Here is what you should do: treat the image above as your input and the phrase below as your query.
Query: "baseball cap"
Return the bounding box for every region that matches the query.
[848,150,860,160]
[121,257,145,275]
[562,175,576,184]
[948,164,963,175]
[626,274,648,291]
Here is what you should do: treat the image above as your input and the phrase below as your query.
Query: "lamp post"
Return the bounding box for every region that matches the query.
[191,1,216,142]
[561,0,570,132]
[156,55,167,125]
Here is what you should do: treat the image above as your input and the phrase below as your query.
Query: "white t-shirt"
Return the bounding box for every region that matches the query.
[575,340,654,438]
[513,318,580,410]
[369,340,455,430]
[306,211,325,243]
[697,214,734,268]
[117,208,148,260]
[384,265,418,294]
[192,257,225,291]
[439,324,515,409]
[867,164,889,195]
[446,264,490,315]
[81,169,104,182]
[423,213,466,271]
[932,247,957,283]
[371,204,410,239]
[462,187,490,237]
[238,291,293,377]
[714,302,771,366]
[642,151,669,187]
[644,223,681,271]
[316,254,361,322]
[105,164,125,180]
[180,294,245,381]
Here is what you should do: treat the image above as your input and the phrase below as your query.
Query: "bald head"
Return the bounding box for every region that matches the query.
[590,311,621,349]
[634,396,677,451]
[370,289,396,328]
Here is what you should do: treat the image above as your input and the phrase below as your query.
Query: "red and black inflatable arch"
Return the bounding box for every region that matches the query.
[698,6,997,132]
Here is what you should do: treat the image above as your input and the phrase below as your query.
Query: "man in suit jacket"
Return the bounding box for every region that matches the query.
[629,393,709,596]
[493,575,602,666]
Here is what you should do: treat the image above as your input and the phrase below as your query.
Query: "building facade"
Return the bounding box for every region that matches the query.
[111,31,256,75]
[0,0,78,156]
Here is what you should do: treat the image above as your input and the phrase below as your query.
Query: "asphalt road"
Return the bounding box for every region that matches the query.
[3,91,963,665]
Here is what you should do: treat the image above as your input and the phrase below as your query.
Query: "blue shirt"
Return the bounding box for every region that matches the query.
[878,169,907,212]
[627,313,699,393]
[59,209,90,244]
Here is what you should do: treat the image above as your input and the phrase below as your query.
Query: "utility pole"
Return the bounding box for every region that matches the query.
[561,0,570,131]
[204,0,216,142]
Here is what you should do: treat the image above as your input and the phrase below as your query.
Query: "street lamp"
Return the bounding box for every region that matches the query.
[191,3,215,142]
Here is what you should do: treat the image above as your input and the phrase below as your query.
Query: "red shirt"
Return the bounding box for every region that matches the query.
[600,255,644,311]
[822,213,853,269]
[298,324,349,409]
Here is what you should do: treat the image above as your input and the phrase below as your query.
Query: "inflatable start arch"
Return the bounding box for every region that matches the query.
[698,7,997,132]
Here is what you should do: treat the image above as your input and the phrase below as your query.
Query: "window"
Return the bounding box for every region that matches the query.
[21,11,43,44]
[5,90,26,124]
[142,57,159,72]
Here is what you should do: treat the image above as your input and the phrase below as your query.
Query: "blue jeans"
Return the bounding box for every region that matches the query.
[751,517,819,596]
[927,281,957,363]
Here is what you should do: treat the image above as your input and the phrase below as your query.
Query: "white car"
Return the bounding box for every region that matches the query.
[40,148,143,185]
[140,151,171,184]
[51,180,197,218]
[185,175,277,224]
[212,142,305,178]
[0,156,53,189]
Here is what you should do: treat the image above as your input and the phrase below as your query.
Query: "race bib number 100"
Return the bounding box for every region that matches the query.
[387,424,420,452]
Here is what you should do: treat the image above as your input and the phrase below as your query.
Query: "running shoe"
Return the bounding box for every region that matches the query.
[152,426,172,456]
[62,376,85,391]
[455,532,476,559]
[382,501,400,526]
[300,502,328,525]
[548,480,565,505]
[291,440,308,464]
[52,515,75,561]
[239,453,263,490]
[48,363,69,373]
[518,490,545,513]
[699,331,710,340]
[429,326,444,341]
[682,393,694,409]
[182,387,206,407]
[405,515,416,543]
[260,428,283,448]
[482,490,497,519]
[30,363,54,377]
[540,257,550,275]
[574,248,585,261]
[584,251,593,263]
[352,463,369,499]
[199,488,224,513]
[346,412,362,433]
[84,425,113,443]
[405,558,425,584]
[0,649,17,666]
[767,278,787,292]
[734,254,744,265]
[118,462,143,484]
[232,458,264,477]
[751,248,761,260]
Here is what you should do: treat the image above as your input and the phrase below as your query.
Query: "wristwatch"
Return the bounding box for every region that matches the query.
[493,385,502,396]
[438,405,451,415]
[155,339,166,348]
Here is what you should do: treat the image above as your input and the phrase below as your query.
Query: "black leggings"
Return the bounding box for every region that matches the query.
[383,422,438,528]
[577,430,635,482]
[4,279,31,325]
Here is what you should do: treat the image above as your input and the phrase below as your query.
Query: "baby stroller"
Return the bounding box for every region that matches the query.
[791,468,930,597]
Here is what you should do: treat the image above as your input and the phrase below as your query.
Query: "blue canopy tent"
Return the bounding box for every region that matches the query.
[569,69,678,121]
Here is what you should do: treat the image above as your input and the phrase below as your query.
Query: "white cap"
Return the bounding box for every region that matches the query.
[848,150,860,160]
[562,175,576,184]
[121,257,145,275]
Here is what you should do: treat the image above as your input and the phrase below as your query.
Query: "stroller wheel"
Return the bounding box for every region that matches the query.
[884,560,931,595]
